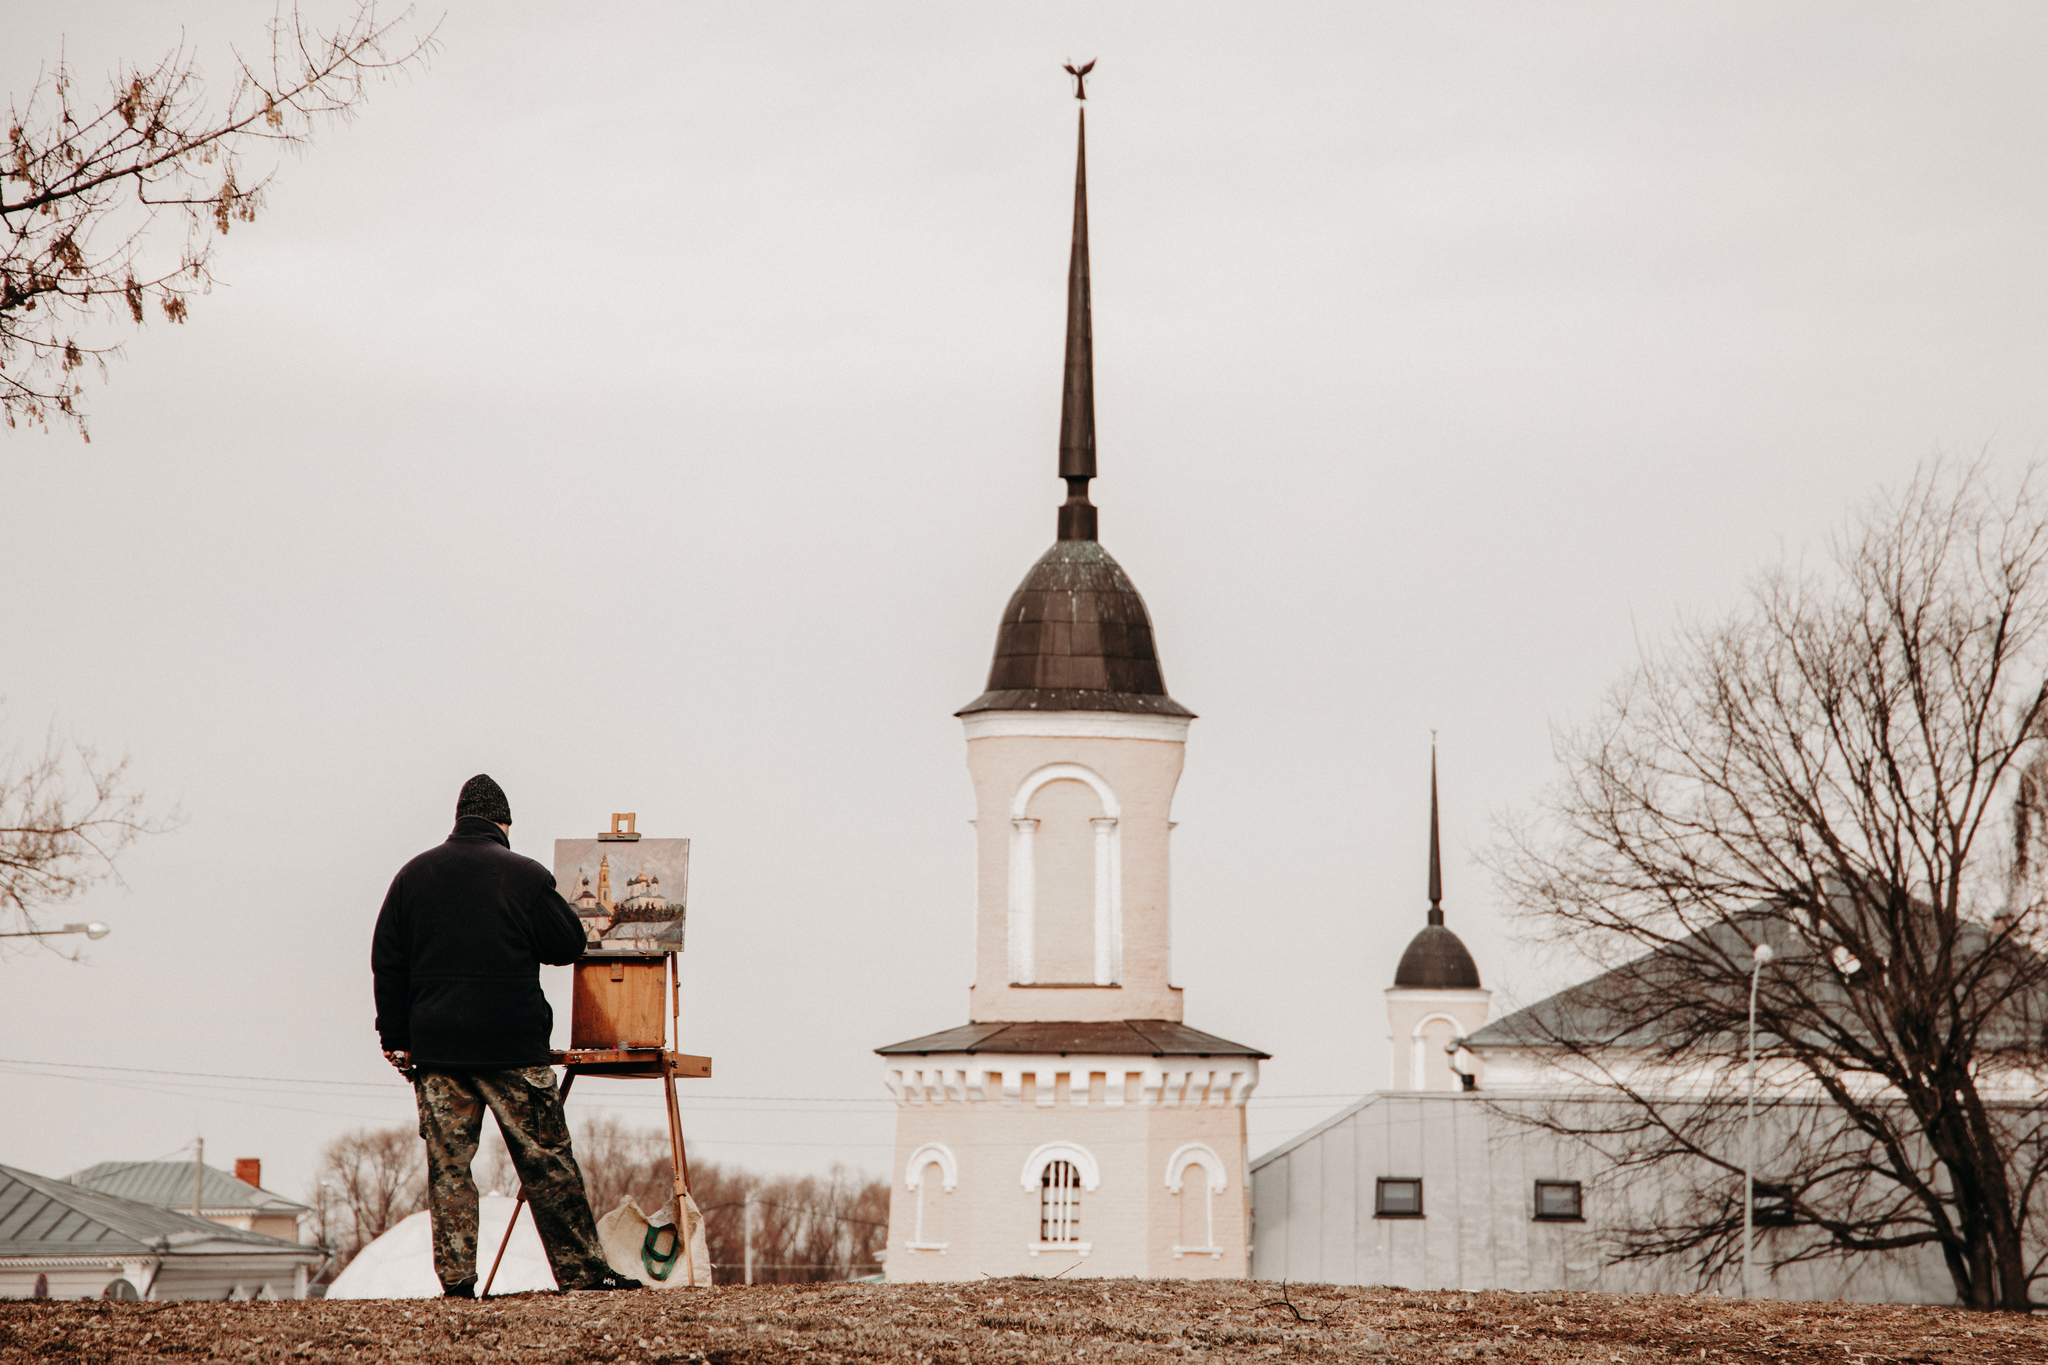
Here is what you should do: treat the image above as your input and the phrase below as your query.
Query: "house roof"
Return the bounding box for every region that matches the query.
[1463,908,2044,1052]
[1465,914,1785,1050]
[0,1164,319,1260]
[876,1019,1267,1058]
[67,1161,310,1215]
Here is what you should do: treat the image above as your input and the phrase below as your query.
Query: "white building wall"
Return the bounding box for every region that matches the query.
[1251,1094,1955,1303]
[884,1052,1257,1281]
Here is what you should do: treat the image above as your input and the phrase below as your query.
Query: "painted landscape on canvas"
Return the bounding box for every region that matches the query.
[553,838,689,955]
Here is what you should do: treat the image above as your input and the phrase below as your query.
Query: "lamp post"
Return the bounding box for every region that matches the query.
[744,1190,757,1285]
[0,922,110,940]
[1743,940,1774,1300]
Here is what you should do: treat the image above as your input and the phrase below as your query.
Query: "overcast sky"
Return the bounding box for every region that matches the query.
[6,3,2048,1205]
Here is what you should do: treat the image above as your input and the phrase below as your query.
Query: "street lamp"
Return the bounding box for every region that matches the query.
[1743,940,1774,1300]
[0,922,110,940]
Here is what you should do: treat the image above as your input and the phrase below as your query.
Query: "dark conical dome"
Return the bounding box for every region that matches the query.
[1393,924,1482,989]
[957,541,1194,716]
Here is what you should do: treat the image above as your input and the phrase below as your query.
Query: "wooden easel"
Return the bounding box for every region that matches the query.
[482,817,710,1295]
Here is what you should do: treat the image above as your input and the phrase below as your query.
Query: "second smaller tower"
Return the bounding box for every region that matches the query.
[1384,746,1490,1090]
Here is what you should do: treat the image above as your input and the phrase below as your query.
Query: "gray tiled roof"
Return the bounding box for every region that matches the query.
[876,1019,1267,1058]
[0,1164,319,1259]
[67,1161,309,1215]
[1463,909,2044,1051]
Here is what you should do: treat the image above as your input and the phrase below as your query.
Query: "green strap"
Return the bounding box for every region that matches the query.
[641,1223,682,1281]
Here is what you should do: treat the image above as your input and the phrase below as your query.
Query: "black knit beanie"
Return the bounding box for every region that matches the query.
[456,774,512,825]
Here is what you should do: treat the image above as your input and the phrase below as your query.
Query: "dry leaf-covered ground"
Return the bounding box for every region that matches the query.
[0,1280,2038,1364]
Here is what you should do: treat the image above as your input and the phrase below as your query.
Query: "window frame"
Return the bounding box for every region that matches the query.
[1040,1158,1084,1244]
[1374,1176,1425,1219]
[1532,1179,1584,1222]
[1751,1180,1797,1229]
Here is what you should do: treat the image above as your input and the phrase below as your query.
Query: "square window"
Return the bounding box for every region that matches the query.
[1534,1180,1583,1221]
[1375,1177,1423,1218]
[1751,1182,1796,1228]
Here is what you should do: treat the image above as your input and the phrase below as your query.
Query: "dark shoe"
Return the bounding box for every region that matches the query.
[442,1280,476,1299]
[578,1274,645,1292]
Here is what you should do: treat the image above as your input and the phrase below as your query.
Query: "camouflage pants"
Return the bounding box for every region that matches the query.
[414,1066,612,1291]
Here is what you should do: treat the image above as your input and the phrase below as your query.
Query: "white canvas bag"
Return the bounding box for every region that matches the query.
[596,1192,712,1288]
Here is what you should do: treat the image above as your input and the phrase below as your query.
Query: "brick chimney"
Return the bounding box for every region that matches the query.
[234,1158,261,1189]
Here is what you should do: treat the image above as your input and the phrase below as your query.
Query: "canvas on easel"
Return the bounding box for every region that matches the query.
[555,824,689,1050]
[554,836,688,955]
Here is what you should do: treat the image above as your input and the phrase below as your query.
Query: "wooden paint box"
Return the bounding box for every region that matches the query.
[571,954,667,1049]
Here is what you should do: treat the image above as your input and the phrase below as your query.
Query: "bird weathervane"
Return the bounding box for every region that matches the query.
[1064,59,1095,101]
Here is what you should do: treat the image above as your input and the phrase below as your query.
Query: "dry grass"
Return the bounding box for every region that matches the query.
[2,1280,2042,1364]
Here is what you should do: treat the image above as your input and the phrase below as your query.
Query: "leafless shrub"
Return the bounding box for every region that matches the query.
[0,722,176,953]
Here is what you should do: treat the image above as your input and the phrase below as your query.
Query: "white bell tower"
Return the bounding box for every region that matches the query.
[875,77,1265,1283]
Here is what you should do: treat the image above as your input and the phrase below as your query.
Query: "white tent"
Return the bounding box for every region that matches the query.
[326,1194,557,1298]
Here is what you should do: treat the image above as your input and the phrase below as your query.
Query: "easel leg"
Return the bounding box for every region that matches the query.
[663,957,690,1196]
[482,1069,577,1298]
[659,1055,698,1283]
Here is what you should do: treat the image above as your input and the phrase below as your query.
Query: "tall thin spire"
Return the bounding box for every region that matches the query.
[1427,742,1444,926]
[1056,68,1098,542]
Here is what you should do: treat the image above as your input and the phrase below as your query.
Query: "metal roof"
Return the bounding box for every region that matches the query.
[876,1019,1266,1059]
[0,1164,319,1260]
[956,541,1194,718]
[1393,924,1483,990]
[67,1161,309,1215]
[1461,907,2045,1052]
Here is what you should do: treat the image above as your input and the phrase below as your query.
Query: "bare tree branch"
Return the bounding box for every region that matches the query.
[1,3,437,438]
[0,718,178,955]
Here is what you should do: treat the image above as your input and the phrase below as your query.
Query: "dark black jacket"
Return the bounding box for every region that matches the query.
[372,816,587,1067]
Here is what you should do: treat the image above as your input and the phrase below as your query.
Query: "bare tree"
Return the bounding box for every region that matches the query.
[564,1118,886,1284]
[1492,461,2048,1310]
[694,1161,888,1285]
[313,1123,426,1268]
[573,1113,674,1220]
[0,725,175,952]
[1,3,435,438]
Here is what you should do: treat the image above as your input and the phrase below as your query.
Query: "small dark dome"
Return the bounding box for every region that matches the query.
[1394,924,1482,989]
[957,540,1194,717]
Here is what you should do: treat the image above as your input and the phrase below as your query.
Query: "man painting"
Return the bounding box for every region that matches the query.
[372,774,638,1296]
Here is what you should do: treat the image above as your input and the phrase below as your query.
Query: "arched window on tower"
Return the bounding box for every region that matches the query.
[1040,1160,1082,1244]
[913,1160,948,1250]
[1178,1161,1212,1251]
[1414,1014,1463,1092]
[1166,1142,1227,1258]
[905,1143,956,1253]
[1010,764,1122,987]
[1027,779,1104,983]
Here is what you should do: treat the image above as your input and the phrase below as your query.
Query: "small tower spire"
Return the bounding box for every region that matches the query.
[1427,741,1444,926]
[1056,62,1098,542]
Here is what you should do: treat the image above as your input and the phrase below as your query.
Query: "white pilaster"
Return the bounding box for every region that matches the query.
[1091,816,1119,984]
[1008,817,1039,983]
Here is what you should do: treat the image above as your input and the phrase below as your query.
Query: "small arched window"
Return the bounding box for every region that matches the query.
[910,1161,948,1247]
[1040,1159,1082,1244]
[1178,1162,1213,1250]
